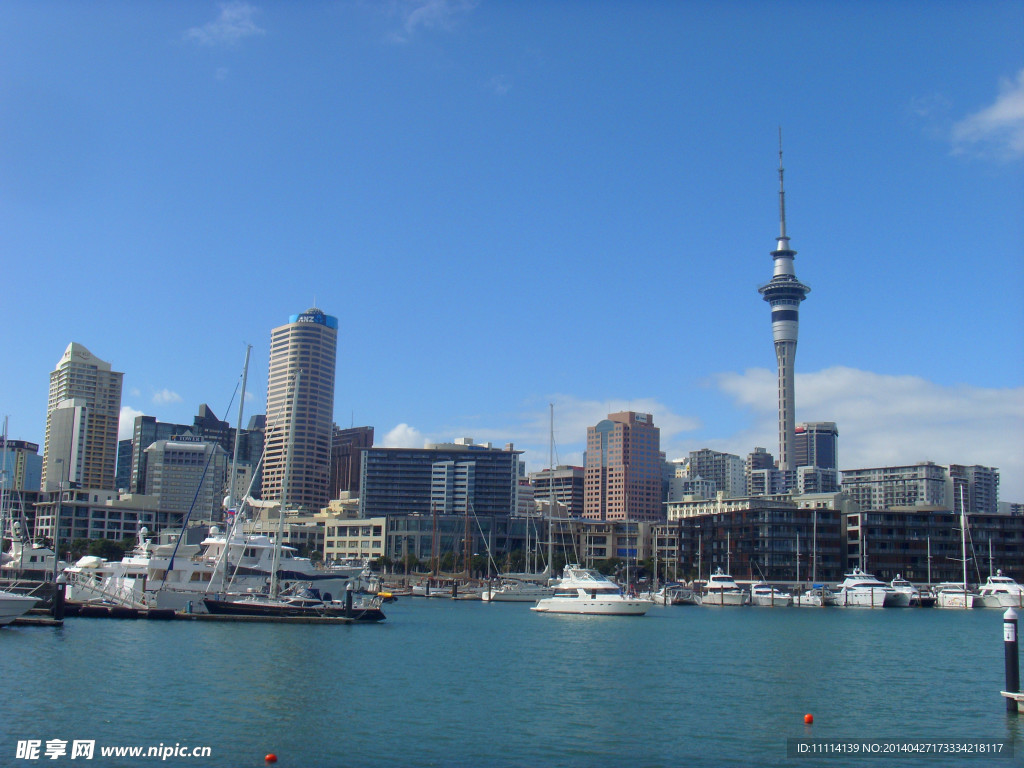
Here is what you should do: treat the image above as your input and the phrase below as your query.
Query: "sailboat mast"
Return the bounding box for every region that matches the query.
[960,487,968,609]
[812,509,817,583]
[270,369,301,599]
[227,345,251,513]
[547,403,555,575]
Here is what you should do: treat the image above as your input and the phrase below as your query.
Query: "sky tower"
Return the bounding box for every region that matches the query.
[758,136,810,472]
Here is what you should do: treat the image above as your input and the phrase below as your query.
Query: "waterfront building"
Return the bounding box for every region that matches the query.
[32,489,173,542]
[584,412,663,522]
[263,307,338,513]
[675,492,849,582]
[359,439,522,519]
[42,343,123,492]
[143,437,229,517]
[849,506,1023,582]
[758,143,810,473]
[330,425,373,499]
[529,465,585,518]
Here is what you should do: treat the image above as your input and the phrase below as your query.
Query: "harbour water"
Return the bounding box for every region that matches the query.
[2,600,1022,767]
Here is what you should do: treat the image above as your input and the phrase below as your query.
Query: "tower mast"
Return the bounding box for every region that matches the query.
[758,130,810,475]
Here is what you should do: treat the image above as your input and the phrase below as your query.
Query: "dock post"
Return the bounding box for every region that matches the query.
[452,582,458,599]
[1005,607,1020,713]
[53,573,67,621]
[345,587,353,619]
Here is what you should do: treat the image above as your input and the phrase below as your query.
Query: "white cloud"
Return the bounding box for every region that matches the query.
[951,68,1024,160]
[387,0,477,43]
[382,423,427,448]
[185,2,266,47]
[119,406,146,440]
[714,366,1024,501]
[152,389,183,405]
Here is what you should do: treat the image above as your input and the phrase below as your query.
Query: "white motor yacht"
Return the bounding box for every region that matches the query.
[934,582,979,609]
[749,582,792,607]
[977,571,1024,608]
[700,568,748,606]
[835,568,903,607]
[0,589,39,626]
[792,585,838,607]
[531,565,651,616]
[890,574,921,606]
[480,579,554,602]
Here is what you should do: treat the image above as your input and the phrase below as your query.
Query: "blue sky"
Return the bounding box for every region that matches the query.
[2,1,1023,500]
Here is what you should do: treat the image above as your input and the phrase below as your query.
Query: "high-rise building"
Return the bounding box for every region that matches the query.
[947,464,1000,515]
[143,437,228,517]
[263,308,338,513]
[330,425,374,499]
[359,439,522,518]
[529,465,585,518]
[42,343,123,491]
[840,462,948,510]
[686,448,746,499]
[1,438,42,493]
[758,141,810,472]
[793,422,838,470]
[583,412,663,522]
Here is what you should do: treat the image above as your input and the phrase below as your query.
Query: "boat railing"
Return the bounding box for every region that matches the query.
[64,569,149,609]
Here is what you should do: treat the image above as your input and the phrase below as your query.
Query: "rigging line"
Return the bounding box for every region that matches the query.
[162,380,240,581]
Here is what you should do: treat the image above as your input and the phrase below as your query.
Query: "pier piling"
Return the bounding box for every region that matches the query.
[1005,607,1020,713]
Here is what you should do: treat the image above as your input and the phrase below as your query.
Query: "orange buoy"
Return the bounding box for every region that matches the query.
[804,713,814,724]
[265,754,278,764]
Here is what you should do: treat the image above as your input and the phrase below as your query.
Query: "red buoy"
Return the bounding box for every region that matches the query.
[804,713,814,724]
[265,754,278,764]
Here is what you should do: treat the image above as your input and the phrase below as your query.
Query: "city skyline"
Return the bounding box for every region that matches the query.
[1,3,1021,500]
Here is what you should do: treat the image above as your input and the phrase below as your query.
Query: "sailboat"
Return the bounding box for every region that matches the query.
[934,487,979,609]
[484,404,559,603]
[202,371,384,622]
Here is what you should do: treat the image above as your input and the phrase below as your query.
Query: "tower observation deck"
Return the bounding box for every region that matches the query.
[758,137,810,473]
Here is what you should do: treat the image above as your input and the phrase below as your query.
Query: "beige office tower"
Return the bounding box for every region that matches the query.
[583,411,663,522]
[262,307,338,513]
[42,343,123,491]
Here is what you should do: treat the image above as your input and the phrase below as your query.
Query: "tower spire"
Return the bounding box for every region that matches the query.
[778,126,787,243]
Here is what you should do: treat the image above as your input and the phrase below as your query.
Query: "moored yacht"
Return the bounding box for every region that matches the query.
[531,565,651,616]
[480,579,554,602]
[792,585,837,607]
[835,567,902,607]
[977,571,1024,608]
[933,582,979,609]
[749,582,792,607]
[890,574,922,606]
[700,568,748,606]
[64,526,362,612]
[645,582,698,606]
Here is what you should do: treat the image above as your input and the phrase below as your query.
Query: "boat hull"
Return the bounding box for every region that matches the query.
[0,591,39,626]
[531,597,651,616]
[700,590,748,606]
[202,598,386,622]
